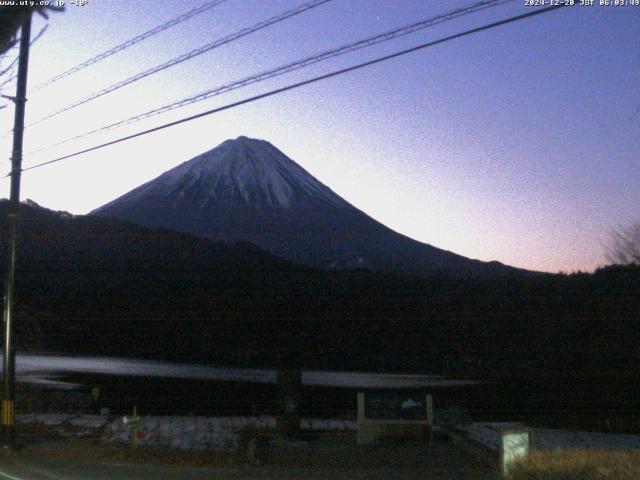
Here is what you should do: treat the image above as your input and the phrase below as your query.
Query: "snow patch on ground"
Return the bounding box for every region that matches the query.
[18,414,356,452]
[22,415,640,453]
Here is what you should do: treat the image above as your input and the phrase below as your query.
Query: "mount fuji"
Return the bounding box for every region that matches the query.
[92,136,525,277]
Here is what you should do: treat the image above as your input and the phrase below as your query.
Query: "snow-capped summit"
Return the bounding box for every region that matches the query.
[144,136,346,210]
[92,137,526,277]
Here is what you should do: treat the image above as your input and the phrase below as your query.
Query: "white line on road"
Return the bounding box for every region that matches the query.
[0,468,24,480]
[4,463,70,480]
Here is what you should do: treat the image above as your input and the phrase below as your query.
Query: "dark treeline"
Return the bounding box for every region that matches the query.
[3,201,640,430]
[1,201,639,382]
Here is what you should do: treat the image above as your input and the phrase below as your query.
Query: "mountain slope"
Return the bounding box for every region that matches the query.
[0,200,466,369]
[92,136,526,277]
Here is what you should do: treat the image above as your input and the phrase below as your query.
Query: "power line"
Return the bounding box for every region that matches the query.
[0,71,17,92]
[0,54,19,79]
[28,0,513,154]
[20,4,569,175]
[29,0,229,93]
[30,23,49,45]
[24,0,332,129]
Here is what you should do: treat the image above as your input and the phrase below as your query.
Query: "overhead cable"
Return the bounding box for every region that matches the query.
[0,54,19,79]
[25,0,332,128]
[0,71,17,92]
[0,24,47,80]
[31,0,513,152]
[20,4,569,174]
[29,0,229,92]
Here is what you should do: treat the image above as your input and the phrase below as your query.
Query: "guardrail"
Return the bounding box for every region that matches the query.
[445,423,530,477]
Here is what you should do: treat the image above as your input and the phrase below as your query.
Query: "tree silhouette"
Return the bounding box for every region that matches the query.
[607,221,640,265]
[0,5,62,57]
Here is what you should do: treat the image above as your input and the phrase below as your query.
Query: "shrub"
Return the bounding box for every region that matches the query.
[510,449,640,480]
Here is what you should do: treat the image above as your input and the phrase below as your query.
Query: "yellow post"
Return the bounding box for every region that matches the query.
[1,400,14,427]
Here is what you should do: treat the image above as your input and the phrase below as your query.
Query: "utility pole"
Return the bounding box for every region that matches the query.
[2,13,32,449]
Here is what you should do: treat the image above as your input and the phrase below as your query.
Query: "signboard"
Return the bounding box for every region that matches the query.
[364,390,428,420]
[501,430,530,475]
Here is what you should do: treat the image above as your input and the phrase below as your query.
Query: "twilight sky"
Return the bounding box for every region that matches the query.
[0,0,638,273]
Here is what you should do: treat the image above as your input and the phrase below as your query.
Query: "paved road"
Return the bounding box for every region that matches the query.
[0,461,497,480]
[0,438,497,480]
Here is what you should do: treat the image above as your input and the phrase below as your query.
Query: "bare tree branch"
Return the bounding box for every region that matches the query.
[606,221,640,265]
